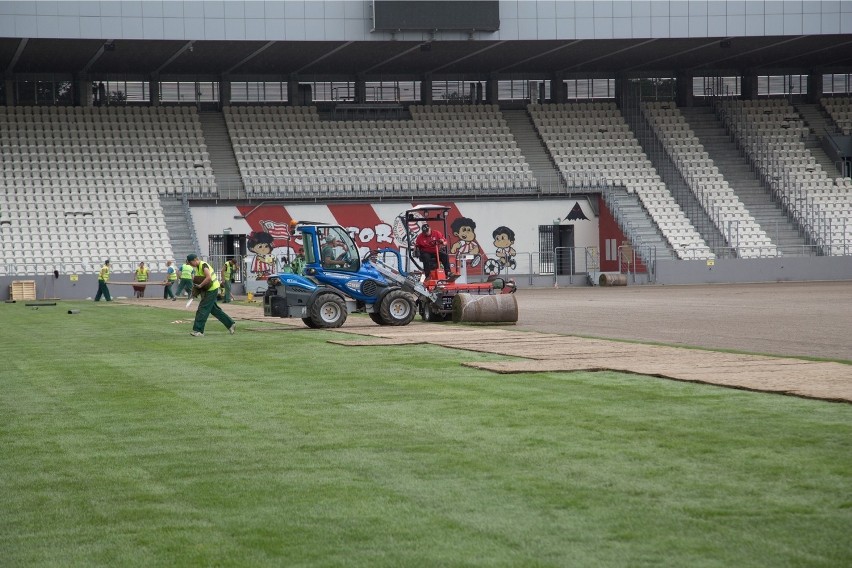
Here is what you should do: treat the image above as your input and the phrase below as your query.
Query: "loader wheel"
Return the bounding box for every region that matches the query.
[378,289,415,326]
[302,318,320,328]
[368,313,385,325]
[421,301,444,323]
[307,293,347,328]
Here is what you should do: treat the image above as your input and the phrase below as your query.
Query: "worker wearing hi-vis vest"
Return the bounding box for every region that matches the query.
[163,260,178,301]
[94,259,112,302]
[175,260,194,298]
[133,261,149,298]
[187,253,235,337]
[221,258,237,303]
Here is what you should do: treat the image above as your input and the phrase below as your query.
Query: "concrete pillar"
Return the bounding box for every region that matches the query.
[5,77,15,107]
[614,74,630,108]
[288,75,300,105]
[486,74,498,105]
[421,73,432,104]
[676,72,693,107]
[219,75,230,107]
[355,74,366,103]
[550,73,564,104]
[75,73,92,107]
[149,76,160,106]
[475,82,483,104]
[741,72,758,100]
[807,71,823,104]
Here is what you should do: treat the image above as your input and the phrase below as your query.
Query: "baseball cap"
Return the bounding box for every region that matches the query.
[187,253,198,262]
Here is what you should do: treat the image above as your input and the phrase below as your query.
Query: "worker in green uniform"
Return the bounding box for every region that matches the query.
[175,260,194,298]
[221,258,237,303]
[133,261,149,298]
[187,253,235,337]
[163,260,178,301]
[94,259,112,302]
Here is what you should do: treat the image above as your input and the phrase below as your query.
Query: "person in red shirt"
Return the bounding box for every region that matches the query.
[415,223,455,279]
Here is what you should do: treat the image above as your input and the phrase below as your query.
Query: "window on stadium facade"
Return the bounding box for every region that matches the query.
[90,79,150,105]
[298,81,354,102]
[159,81,220,103]
[14,76,74,105]
[757,75,807,97]
[693,76,741,98]
[432,80,484,103]
[823,73,852,94]
[630,77,677,101]
[364,81,420,102]
[230,82,288,103]
[564,78,615,100]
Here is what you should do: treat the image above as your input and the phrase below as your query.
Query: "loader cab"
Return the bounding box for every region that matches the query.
[400,205,451,272]
[301,224,359,273]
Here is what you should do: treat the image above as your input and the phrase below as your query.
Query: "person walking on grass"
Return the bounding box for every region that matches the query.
[94,259,112,301]
[175,259,194,298]
[221,258,237,303]
[163,260,177,301]
[133,261,149,298]
[187,253,235,337]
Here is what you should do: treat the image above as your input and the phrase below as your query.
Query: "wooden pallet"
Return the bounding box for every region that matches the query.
[10,280,36,301]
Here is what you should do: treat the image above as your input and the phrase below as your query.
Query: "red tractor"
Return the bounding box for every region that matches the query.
[396,205,517,323]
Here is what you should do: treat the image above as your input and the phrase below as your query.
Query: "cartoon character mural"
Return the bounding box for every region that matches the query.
[492,226,517,269]
[449,217,482,270]
[247,230,276,279]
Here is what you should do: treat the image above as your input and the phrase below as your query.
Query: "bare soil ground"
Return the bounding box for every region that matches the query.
[126,281,852,402]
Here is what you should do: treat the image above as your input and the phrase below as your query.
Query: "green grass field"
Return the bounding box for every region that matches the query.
[1,300,850,567]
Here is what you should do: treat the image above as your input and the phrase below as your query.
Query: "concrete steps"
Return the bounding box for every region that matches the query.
[160,197,199,261]
[679,106,813,255]
[198,111,244,199]
[503,109,564,192]
[604,186,676,262]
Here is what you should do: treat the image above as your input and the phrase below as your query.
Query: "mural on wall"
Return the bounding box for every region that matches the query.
[565,202,589,221]
[449,217,482,269]
[228,200,602,282]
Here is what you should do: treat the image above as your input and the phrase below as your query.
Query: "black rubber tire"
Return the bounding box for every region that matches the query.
[422,301,444,323]
[368,313,386,325]
[379,289,415,326]
[308,293,347,328]
[302,317,320,328]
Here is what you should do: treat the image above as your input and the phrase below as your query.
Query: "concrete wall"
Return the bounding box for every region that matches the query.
[655,255,852,285]
[1,1,850,42]
[4,256,850,300]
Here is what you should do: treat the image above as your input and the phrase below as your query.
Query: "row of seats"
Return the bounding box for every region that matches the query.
[720,99,852,250]
[643,101,775,258]
[0,106,203,268]
[820,96,852,135]
[529,102,714,260]
[225,104,534,196]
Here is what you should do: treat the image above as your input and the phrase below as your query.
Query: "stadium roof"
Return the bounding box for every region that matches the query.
[2,34,851,77]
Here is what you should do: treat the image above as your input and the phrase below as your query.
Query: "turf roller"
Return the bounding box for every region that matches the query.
[452,293,518,324]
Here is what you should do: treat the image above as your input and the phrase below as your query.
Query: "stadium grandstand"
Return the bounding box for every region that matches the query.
[1,0,851,299]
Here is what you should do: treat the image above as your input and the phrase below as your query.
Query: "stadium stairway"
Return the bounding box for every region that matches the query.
[160,197,199,262]
[198,111,245,199]
[503,110,566,192]
[623,105,729,254]
[679,106,813,255]
[795,103,846,177]
[604,186,676,262]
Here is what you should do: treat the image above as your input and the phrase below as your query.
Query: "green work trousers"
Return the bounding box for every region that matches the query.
[163,281,176,299]
[175,278,193,298]
[222,280,232,303]
[192,290,235,334]
[95,280,111,301]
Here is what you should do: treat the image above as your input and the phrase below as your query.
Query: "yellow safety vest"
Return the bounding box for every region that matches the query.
[180,264,193,279]
[167,266,178,281]
[99,264,110,282]
[195,262,220,292]
[135,267,149,282]
[223,262,233,281]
